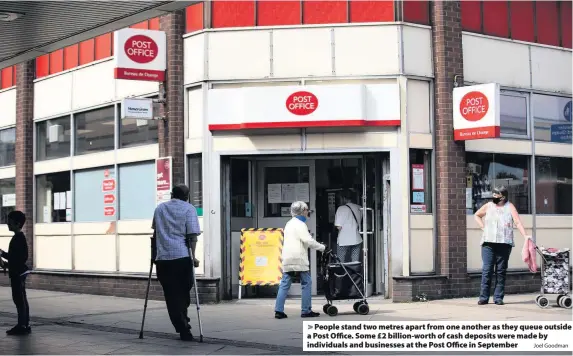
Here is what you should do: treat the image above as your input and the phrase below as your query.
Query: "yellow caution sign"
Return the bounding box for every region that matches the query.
[239,228,284,286]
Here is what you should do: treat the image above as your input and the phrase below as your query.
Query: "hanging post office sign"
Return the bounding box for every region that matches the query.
[120,98,154,120]
[453,83,500,141]
[114,28,166,82]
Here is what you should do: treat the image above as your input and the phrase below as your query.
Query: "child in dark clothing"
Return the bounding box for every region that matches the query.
[0,211,31,335]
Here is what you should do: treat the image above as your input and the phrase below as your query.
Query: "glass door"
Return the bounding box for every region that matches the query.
[257,160,317,296]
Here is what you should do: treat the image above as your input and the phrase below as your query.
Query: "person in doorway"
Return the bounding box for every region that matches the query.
[474,186,531,305]
[275,201,326,319]
[0,211,31,335]
[334,190,363,263]
[151,184,201,341]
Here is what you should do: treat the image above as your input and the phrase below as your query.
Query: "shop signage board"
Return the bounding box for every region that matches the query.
[453,83,500,141]
[238,228,284,300]
[113,28,166,82]
[207,84,400,130]
[156,157,172,206]
[550,124,572,143]
[120,98,154,120]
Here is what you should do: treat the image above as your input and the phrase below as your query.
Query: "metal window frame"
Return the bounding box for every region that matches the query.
[499,90,531,140]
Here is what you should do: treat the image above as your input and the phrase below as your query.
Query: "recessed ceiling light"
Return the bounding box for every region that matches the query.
[0,11,24,22]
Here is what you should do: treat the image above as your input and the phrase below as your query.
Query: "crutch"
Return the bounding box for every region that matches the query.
[139,237,155,339]
[188,242,204,342]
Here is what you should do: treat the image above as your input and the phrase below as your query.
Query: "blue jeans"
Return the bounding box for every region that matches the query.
[274,271,312,315]
[479,242,512,303]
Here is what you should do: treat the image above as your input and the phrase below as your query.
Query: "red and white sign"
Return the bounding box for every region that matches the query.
[207,84,400,130]
[113,28,166,82]
[104,206,116,217]
[104,194,115,204]
[453,83,500,141]
[102,179,116,192]
[286,91,318,116]
[156,157,172,206]
[412,164,425,191]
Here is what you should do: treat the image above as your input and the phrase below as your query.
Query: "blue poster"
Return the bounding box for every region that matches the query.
[550,124,572,144]
[564,101,572,122]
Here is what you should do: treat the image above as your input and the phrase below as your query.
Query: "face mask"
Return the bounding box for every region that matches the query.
[492,197,502,204]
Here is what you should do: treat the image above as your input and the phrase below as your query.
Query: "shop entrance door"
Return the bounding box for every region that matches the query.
[257,160,317,296]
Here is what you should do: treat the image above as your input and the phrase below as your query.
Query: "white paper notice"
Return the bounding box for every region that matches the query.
[267,184,282,203]
[295,183,310,202]
[59,193,66,212]
[66,191,72,209]
[281,184,296,203]
[53,193,61,210]
[412,191,424,204]
[466,188,473,209]
[43,206,51,223]
[1,193,15,207]
[281,207,291,217]
[412,165,424,190]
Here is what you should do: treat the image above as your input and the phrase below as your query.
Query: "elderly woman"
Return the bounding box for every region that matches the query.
[474,186,531,305]
[274,201,326,319]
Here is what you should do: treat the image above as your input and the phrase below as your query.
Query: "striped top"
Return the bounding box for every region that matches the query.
[480,202,515,247]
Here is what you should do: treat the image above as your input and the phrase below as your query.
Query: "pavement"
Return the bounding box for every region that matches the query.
[0,288,571,355]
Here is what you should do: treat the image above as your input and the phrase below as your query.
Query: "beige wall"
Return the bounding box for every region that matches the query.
[410,214,434,273]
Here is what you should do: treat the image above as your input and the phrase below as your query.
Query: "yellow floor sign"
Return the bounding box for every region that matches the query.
[239,228,284,298]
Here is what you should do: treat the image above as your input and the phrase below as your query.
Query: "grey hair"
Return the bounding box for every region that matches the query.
[290,201,308,217]
[493,185,509,199]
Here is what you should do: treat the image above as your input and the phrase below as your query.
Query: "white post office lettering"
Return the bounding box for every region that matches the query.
[462,97,487,116]
[127,40,155,57]
[288,95,315,111]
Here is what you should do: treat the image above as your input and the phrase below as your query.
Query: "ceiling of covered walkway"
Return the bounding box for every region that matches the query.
[0,1,195,68]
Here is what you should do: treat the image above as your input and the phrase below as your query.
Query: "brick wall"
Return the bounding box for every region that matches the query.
[159,10,186,185]
[15,61,35,267]
[431,0,470,298]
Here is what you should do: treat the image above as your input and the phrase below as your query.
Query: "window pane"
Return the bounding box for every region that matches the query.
[119,162,155,220]
[36,172,71,223]
[0,128,16,167]
[0,178,16,224]
[533,94,572,143]
[535,157,572,214]
[409,149,433,213]
[466,153,531,214]
[119,104,159,148]
[74,167,115,222]
[500,94,528,136]
[36,116,71,161]
[264,166,310,217]
[231,159,249,217]
[74,106,115,155]
[188,154,203,214]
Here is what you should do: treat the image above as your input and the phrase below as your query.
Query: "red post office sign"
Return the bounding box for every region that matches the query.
[453,83,500,141]
[285,91,318,116]
[114,28,166,82]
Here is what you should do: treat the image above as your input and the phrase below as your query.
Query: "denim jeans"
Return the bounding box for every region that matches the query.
[274,271,312,315]
[479,242,512,303]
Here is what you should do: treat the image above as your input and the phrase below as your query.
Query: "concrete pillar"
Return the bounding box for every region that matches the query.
[15,61,35,266]
[159,10,186,185]
[430,1,470,297]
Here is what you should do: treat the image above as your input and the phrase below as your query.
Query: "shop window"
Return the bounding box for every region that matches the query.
[500,93,528,137]
[409,149,433,214]
[74,106,115,156]
[36,172,71,223]
[119,103,159,148]
[74,166,116,222]
[0,178,16,225]
[36,116,71,161]
[0,128,15,167]
[188,154,203,215]
[466,153,531,215]
[118,162,155,220]
[535,157,572,215]
[231,159,250,217]
[532,94,572,144]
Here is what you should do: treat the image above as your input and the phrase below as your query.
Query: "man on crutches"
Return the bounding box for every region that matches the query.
[147,184,202,341]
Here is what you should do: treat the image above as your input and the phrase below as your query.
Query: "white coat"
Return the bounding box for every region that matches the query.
[282,217,325,273]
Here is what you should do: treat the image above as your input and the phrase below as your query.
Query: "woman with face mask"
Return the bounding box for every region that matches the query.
[473,186,531,305]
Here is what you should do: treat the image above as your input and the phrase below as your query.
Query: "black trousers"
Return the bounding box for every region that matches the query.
[155,257,194,333]
[11,274,30,327]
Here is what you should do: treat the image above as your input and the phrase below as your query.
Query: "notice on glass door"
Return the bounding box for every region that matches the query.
[267,184,282,203]
[412,164,425,191]
[295,183,310,202]
[281,184,296,203]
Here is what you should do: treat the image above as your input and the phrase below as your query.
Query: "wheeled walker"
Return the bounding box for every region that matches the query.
[320,250,369,317]
[533,245,571,309]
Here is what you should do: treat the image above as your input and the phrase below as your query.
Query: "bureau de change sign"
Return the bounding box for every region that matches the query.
[113,28,166,82]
